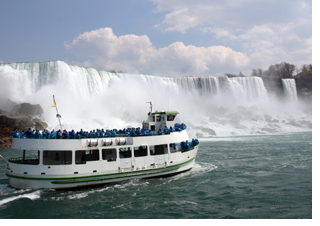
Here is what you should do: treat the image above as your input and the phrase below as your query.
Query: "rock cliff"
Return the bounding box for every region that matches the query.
[0,102,48,148]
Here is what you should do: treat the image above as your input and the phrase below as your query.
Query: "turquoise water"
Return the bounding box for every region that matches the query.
[0,132,312,219]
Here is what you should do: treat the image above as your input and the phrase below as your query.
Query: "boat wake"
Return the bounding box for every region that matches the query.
[0,190,41,208]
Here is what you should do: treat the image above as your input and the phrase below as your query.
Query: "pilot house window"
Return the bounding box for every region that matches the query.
[167,115,175,121]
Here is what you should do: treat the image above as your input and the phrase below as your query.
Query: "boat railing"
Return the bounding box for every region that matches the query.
[12,126,187,140]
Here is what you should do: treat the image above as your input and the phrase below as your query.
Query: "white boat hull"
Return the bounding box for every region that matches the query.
[7,154,197,189]
[6,130,199,189]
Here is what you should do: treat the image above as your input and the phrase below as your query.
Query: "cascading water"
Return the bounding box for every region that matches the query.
[282,79,298,102]
[0,61,311,137]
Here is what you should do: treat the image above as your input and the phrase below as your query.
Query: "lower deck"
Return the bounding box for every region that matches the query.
[6,132,199,189]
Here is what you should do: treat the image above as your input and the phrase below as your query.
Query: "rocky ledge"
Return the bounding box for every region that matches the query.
[0,101,48,148]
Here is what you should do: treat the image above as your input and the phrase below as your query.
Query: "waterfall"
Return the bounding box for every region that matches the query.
[0,61,311,136]
[282,79,298,102]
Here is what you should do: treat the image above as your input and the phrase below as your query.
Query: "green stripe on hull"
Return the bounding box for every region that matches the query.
[6,157,195,184]
[52,166,181,184]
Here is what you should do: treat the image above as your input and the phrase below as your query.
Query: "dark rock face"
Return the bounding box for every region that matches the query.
[0,102,48,148]
[295,77,312,102]
[11,103,44,116]
[261,77,284,98]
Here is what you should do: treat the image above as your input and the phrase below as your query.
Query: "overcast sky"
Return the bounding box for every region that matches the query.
[0,0,312,77]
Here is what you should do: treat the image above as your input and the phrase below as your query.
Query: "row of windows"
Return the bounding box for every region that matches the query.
[152,115,176,122]
[42,143,179,165]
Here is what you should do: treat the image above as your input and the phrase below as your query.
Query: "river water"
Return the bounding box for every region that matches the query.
[0,132,312,219]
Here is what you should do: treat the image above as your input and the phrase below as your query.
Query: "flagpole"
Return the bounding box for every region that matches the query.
[146,101,152,113]
[52,95,62,131]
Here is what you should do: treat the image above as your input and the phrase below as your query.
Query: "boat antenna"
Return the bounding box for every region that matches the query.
[52,95,63,131]
[146,101,153,113]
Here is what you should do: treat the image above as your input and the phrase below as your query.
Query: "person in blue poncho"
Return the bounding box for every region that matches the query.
[62,130,69,139]
[34,129,42,139]
[50,129,56,139]
[25,127,33,138]
[56,129,63,139]
[11,129,19,138]
[42,129,48,139]
[69,130,76,139]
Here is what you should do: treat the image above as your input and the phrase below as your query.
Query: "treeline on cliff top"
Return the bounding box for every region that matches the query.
[225,62,312,79]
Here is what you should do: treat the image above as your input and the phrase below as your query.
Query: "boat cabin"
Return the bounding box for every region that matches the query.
[142,111,179,132]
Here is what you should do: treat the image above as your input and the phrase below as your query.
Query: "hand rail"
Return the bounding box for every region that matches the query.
[0,154,9,164]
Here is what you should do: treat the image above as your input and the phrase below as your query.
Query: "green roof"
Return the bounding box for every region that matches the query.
[151,111,179,115]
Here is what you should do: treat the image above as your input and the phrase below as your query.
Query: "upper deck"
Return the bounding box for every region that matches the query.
[143,111,183,132]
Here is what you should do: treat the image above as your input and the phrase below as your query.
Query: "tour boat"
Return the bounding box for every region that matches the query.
[4,107,199,189]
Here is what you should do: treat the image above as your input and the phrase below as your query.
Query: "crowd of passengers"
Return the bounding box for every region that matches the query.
[11,123,187,139]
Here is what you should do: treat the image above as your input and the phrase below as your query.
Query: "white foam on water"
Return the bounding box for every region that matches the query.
[0,190,41,207]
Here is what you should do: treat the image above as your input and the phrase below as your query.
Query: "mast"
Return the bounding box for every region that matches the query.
[146,101,153,113]
[52,95,62,130]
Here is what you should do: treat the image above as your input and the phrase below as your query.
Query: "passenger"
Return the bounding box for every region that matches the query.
[62,130,68,139]
[42,129,47,138]
[69,130,76,139]
[111,130,117,137]
[25,127,33,138]
[192,138,199,146]
[56,129,63,139]
[79,129,85,137]
[185,140,189,149]
[11,129,19,138]
[89,130,96,138]
[34,129,42,139]
[105,130,111,137]
[50,129,56,139]
[30,129,35,138]
[20,130,26,138]
[83,131,89,138]
[45,129,50,139]
[136,128,141,136]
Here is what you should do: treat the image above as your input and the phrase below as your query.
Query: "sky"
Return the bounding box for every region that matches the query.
[0,0,313,77]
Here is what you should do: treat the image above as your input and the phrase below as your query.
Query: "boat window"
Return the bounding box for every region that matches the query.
[134,146,148,157]
[150,144,168,155]
[169,143,180,153]
[75,149,99,164]
[156,116,161,122]
[43,150,72,165]
[102,148,117,162]
[9,150,40,165]
[119,147,132,159]
[167,115,175,121]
